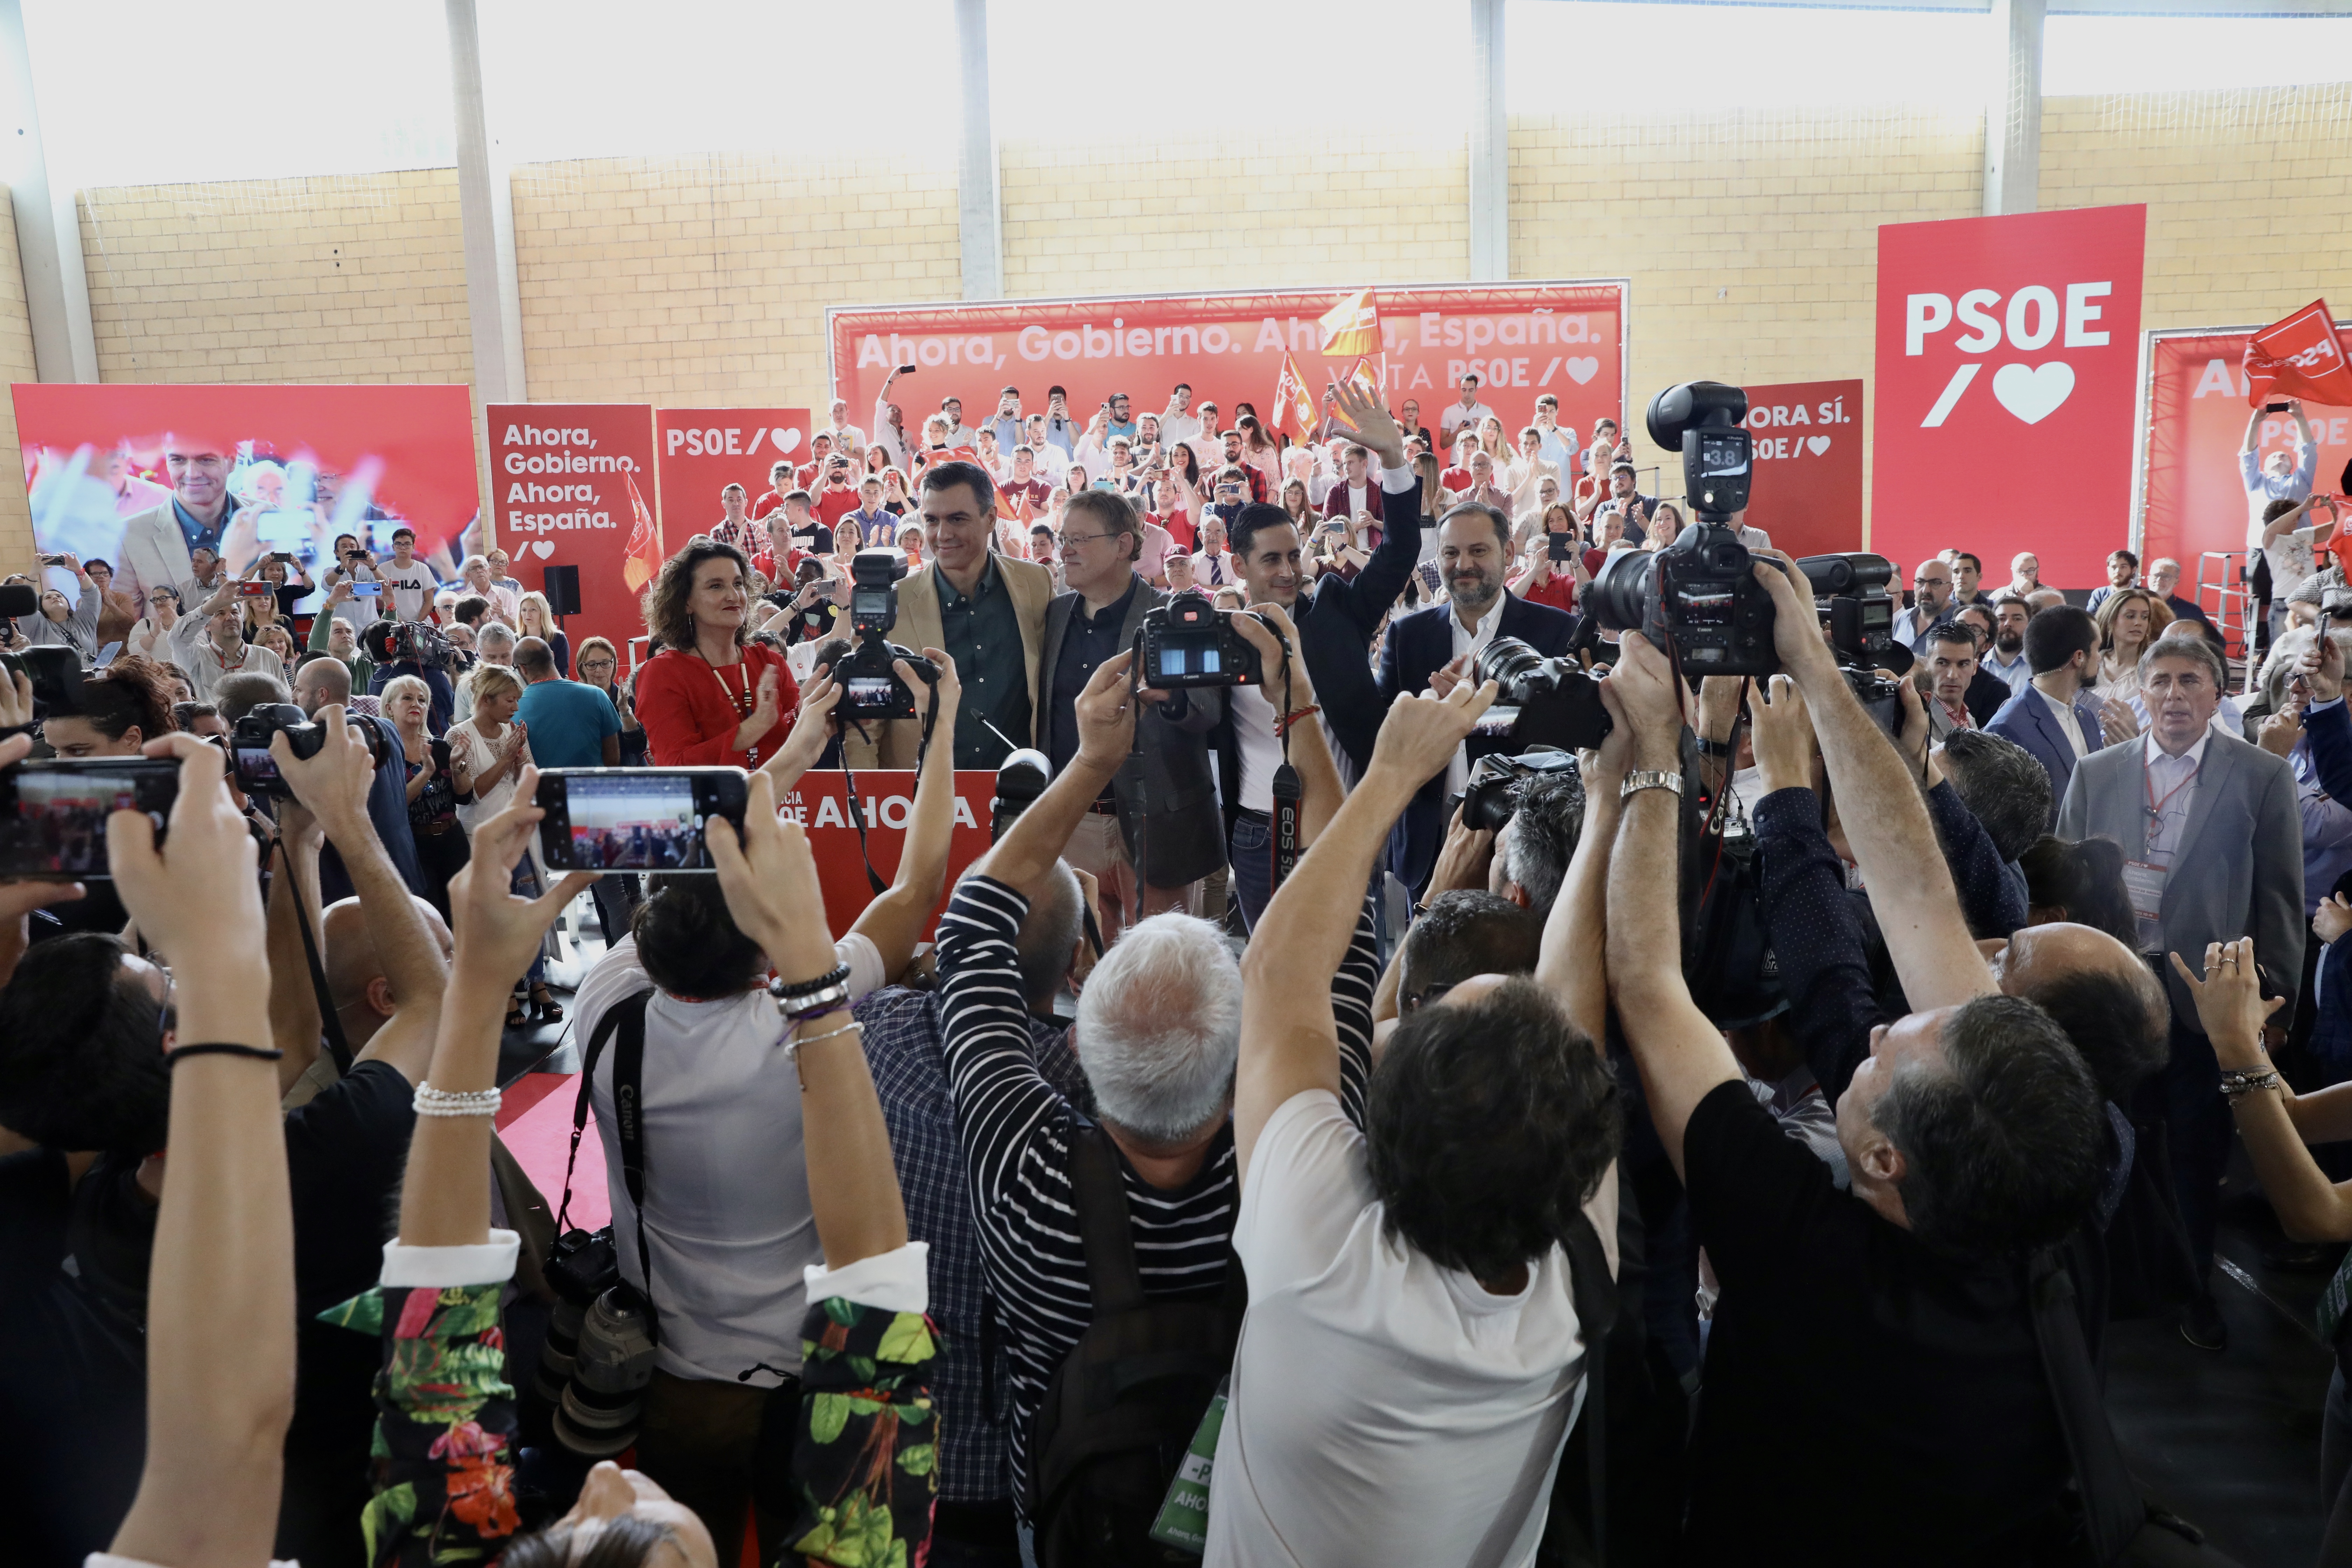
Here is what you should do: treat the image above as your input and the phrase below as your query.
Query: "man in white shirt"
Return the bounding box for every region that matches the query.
[1437,372,1497,446]
[821,396,866,455]
[1210,670,1620,1568]
[872,366,913,469]
[379,527,436,622]
[1190,514,1238,588]
[1531,394,1580,486]
[1023,415,1070,484]
[169,588,286,704]
[1160,382,1204,449]
[2244,399,2320,621]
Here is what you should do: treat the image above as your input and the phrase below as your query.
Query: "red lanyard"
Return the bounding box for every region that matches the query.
[2145,752,2199,828]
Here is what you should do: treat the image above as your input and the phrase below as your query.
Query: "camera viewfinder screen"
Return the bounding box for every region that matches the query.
[236,746,282,788]
[1154,631,1222,677]
[847,676,898,707]
[562,774,704,870]
[5,769,172,876]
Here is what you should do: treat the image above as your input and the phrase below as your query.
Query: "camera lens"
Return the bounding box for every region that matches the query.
[1474,637,1547,701]
[1585,549,1657,634]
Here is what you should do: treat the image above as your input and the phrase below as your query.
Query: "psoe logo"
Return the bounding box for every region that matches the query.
[1905,283,2113,427]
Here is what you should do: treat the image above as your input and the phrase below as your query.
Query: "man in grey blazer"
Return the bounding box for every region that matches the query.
[2056,634,2304,1351]
[1036,489,1222,939]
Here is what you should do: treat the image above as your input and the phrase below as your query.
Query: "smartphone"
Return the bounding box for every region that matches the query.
[271,551,295,564]
[898,362,918,375]
[0,758,178,879]
[1549,533,1573,562]
[349,582,384,597]
[535,766,749,874]
[2266,401,2293,414]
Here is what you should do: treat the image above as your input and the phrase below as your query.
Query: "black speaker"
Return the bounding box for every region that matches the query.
[543,564,582,618]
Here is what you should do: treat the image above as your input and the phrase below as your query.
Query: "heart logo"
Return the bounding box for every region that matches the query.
[1562,357,1600,385]
[529,540,554,559]
[1807,435,1831,457]
[1990,362,2075,425]
[772,428,802,455]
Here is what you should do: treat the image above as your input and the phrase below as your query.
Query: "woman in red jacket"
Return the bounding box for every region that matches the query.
[634,537,802,768]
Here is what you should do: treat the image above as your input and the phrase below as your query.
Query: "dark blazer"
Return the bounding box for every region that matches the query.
[1036,576,1225,888]
[1963,667,2014,729]
[1986,684,2108,830]
[2055,728,2306,1022]
[1377,589,1580,895]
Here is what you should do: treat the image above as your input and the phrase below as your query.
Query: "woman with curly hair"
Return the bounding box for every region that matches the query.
[632,538,801,769]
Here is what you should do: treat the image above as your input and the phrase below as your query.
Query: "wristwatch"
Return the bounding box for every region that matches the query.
[1619,770,1685,802]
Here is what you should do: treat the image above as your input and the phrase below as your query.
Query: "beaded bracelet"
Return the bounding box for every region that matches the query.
[772,962,851,1001]
[168,1042,286,1065]
[413,1083,504,1118]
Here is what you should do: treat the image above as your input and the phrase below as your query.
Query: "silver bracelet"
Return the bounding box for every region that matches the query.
[413,1083,504,1119]
[785,1018,861,1061]
[2219,1068,2283,1101]
[780,979,854,1021]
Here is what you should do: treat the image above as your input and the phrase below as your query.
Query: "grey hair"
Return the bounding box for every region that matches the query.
[477,621,517,654]
[1073,913,1242,1142]
[2137,634,2224,691]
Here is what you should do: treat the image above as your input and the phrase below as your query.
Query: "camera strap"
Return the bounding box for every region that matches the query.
[562,988,659,1340]
[1269,652,1302,893]
[838,679,944,898]
[275,837,352,1077]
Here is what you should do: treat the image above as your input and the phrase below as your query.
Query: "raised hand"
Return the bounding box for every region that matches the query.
[1369,676,1498,791]
[1749,674,1817,796]
[705,770,836,983]
[445,765,597,984]
[2168,937,2281,1071]
[1330,379,1405,468]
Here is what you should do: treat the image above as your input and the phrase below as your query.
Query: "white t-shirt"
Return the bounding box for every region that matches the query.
[380,558,435,622]
[447,715,534,830]
[1438,399,1498,440]
[1204,1090,1618,1568]
[1230,681,1286,814]
[578,931,886,1385]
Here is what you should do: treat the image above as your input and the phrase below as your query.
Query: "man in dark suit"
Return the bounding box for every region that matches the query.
[2056,634,2304,1351]
[1985,605,2120,830]
[1036,489,1222,939]
[1378,498,1578,896]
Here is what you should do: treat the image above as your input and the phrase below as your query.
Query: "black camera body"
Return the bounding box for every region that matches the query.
[361,617,454,672]
[1454,747,1581,835]
[1136,589,1266,689]
[1589,521,1785,678]
[230,702,389,797]
[1470,636,1612,755]
[817,548,939,721]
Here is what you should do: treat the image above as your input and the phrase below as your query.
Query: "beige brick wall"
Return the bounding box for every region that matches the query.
[999,130,1470,299]
[511,154,963,412]
[78,169,471,383]
[0,188,39,574]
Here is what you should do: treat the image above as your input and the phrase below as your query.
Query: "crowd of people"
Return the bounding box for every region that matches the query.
[8,363,2352,1568]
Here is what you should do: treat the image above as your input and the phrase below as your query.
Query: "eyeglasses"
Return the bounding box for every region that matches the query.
[1059,533,1119,547]
[579,658,616,672]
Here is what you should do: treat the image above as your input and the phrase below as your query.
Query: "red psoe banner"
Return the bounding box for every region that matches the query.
[1872,205,2146,587]
[2139,328,2352,586]
[1738,379,1865,558]
[14,382,479,569]
[485,403,658,660]
[652,407,813,563]
[783,770,996,939]
[828,282,1629,455]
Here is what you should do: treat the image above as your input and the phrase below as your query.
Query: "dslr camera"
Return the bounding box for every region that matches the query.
[361,616,455,672]
[813,548,938,721]
[1135,589,1266,688]
[1453,747,1581,834]
[230,702,390,798]
[1469,636,1612,756]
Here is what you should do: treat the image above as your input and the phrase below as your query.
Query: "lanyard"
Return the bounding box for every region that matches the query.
[2144,751,2200,844]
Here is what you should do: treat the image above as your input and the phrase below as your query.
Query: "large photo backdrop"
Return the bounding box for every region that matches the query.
[830,281,1630,451]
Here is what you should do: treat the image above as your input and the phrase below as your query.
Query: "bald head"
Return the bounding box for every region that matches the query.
[1985,921,2169,1103]
[322,894,453,1047]
[294,656,352,716]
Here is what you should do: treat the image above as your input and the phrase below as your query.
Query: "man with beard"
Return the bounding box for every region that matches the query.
[1983,591,2034,695]
[1376,499,1576,896]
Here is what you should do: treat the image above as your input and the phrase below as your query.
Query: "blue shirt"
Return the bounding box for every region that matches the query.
[173,495,237,558]
[515,676,621,769]
[1105,419,1138,441]
[319,713,426,905]
[846,506,896,546]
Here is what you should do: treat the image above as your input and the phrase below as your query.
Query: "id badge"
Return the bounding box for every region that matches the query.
[2123,860,2168,954]
[1148,1378,1229,1554]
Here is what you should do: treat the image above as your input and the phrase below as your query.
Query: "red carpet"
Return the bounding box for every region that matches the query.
[498,1072,608,1230]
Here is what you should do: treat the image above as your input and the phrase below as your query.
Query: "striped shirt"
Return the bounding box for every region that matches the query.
[937,875,1378,1511]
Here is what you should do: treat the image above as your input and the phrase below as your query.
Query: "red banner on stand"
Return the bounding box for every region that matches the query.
[828,282,1629,459]
[783,770,996,939]
[653,408,814,573]
[2139,328,2352,596]
[485,403,657,662]
[1872,205,2146,588]
[1737,379,1865,559]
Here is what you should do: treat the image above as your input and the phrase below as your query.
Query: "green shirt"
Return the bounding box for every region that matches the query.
[935,553,1031,768]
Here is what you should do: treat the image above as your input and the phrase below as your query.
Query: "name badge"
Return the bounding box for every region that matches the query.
[2123,859,2168,954]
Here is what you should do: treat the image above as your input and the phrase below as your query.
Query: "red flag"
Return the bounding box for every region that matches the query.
[622,469,663,594]
[1272,352,1317,439]
[2243,299,2352,408]
[1318,289,1380,358]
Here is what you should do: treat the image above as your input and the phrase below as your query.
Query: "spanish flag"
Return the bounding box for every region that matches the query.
[1274,352,1318,439]
[622,469,663,594]
[1318,288,1380,358]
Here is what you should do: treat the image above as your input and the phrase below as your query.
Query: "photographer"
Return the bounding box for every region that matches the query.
[1605,609,2108,1560]
[364,615,458,735]
[570,657,957,1564]
[1041,488,1223,937]
[1376,497,1576,897]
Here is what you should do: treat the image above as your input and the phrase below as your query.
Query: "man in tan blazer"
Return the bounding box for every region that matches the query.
[115,436,243,603]
[841,460,1054,769]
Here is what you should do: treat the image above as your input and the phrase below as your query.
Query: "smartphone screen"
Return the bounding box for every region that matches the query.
[0,759,178,878]
[1549,533,1572,562]
[350,582,384,596]
[537,768,747,874]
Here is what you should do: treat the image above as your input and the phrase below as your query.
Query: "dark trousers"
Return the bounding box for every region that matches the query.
[931,1499,1023,1567]
[1228,812,1272,934]
[2152,1014,2232,1283]
[587,869,642,947]
[635,1371,786,1568]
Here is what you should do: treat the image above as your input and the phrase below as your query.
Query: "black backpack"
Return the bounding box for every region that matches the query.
[1023,1124,1247,1567]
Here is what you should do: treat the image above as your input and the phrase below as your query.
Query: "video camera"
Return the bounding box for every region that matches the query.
[1135,589,1266,688]
[230,702,391,798]
[813,549,939,721]
[361,616,455,672]
[1452,747,1581,835]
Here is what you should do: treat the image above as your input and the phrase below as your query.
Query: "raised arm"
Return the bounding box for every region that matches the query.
[276,708,450,1084]
[105,735,293,1568]
[261,805,326,1094]
[1602,636,1743,1178]
[1535,716,1630,1046]
[968,653,1136,902]
[1237,678,1497,1181]
[1751,555,1997,1008]
[848,651,964,982]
